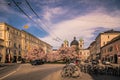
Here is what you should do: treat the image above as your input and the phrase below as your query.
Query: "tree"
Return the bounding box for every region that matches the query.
[46,51,61,62]
[58,47,79,63]
[25,46,46,61]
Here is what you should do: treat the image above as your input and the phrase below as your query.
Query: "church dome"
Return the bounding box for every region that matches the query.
[70,37,79,46]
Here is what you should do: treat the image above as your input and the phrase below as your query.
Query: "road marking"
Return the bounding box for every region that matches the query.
[0,70,16,80]
[0,65,21,80]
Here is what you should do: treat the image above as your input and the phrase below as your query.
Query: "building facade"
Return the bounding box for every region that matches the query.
[0,39,4,62]
[95,30,120,60]
[0,22,52,63]
[0,23,22,63]
[79,49,90,61]
[88,41,96,61]
[101,35,120,64]
[78,38,90,61]
[88,29,120,62]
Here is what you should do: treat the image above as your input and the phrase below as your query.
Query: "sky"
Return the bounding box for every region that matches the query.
[0,0,120,49]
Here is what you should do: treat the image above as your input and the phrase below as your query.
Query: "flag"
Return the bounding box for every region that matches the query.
[23,24,29,29]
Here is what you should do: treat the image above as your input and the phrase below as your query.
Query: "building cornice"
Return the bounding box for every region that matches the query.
[1,22,21,32]
[101,35,120,49]
[95,29,120,40]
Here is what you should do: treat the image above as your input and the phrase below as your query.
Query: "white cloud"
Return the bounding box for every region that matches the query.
[41,9,120,49]
[43,7,66,22]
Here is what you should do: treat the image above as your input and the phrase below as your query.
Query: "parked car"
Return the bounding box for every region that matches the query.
[30,59,44,65]
[92,60,98,65]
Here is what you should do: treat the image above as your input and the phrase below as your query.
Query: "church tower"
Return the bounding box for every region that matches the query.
[79,38,84,49]
[63,40,69,47]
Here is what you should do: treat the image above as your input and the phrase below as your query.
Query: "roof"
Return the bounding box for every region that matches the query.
[90,41,96,46]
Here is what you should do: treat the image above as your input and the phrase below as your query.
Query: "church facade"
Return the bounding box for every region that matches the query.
[62,37,90,61]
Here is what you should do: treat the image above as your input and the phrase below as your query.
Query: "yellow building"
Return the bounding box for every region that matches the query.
[43,42,52,53]
[0,22,22,63]
[101,35,120,64]
[79,49,90,61]
[0,22,52,63]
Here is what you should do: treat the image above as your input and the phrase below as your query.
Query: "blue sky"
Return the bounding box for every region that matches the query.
[0,0,120,49]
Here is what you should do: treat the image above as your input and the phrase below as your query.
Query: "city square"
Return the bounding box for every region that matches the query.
[0,0,120,80]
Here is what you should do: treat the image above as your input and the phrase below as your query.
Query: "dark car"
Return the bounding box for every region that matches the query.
[30,59,44,65]
[92,60,98,65]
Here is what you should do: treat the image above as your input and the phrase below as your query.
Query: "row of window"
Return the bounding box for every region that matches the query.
[6,48,21,55]
[102,44,120,53]
[7,27,21,36]
[79,52,89,55]
[6,41,21,48]
[7,26,47,46]
[102,46,113,53]
[1,26,50,52]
